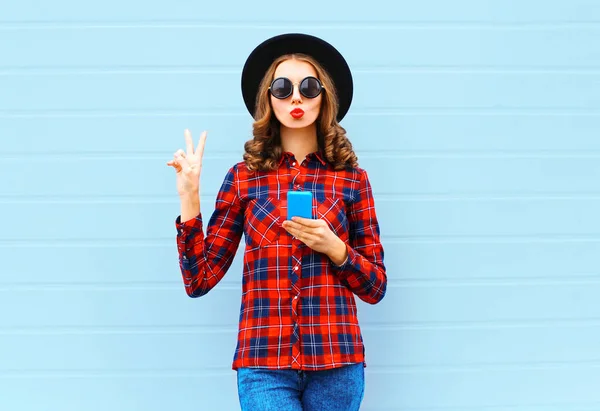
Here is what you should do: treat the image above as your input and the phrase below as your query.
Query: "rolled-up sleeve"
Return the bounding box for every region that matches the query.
[175,165,244,297]
[331,169,387,304]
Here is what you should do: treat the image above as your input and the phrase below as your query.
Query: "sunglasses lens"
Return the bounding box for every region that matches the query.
[270,78,292,99]
[300,77,322,98]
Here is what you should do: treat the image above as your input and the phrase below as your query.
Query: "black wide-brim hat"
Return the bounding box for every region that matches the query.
[241,33,353,122]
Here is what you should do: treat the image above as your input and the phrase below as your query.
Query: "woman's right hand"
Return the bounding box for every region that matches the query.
[167,129,207,197]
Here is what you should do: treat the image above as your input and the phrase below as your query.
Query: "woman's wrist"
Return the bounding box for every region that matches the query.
[180,191,200,223]
[179,190,199,200]
[328,238,349,266]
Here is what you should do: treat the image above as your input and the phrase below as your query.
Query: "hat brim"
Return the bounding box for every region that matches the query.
[241,33,353,122]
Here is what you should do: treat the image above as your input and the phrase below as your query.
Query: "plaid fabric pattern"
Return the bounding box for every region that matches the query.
[175,151,387,371]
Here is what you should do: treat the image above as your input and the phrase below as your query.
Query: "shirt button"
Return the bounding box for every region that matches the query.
[294,295,298,300]
[294,266,299,271]
[292,162,296,166]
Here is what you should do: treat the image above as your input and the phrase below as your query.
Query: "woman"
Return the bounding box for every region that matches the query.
[167,33,387,410]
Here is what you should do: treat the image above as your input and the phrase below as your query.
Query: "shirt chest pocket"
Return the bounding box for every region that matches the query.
[244,197,281,247]
[316,197,350,243]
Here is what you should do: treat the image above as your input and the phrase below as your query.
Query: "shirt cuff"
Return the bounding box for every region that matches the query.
[330,243,356,271]
[175,213,203,240]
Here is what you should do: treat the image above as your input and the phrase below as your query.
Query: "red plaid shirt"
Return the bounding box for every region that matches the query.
[175,151,387,371]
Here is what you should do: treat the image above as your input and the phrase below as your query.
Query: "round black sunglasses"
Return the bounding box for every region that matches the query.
[268,76,325,99]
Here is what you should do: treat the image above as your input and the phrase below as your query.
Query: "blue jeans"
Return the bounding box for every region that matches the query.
[236,363,365,410]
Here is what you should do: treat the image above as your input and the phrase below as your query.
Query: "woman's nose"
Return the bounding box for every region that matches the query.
[291,84,303,103]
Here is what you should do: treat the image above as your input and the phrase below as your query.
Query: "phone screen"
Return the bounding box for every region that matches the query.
[287,190,313,220]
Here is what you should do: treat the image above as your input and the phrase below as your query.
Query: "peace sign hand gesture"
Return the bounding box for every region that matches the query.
[167,129,207,197]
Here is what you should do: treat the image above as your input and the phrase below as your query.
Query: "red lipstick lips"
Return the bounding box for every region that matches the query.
[290,108,304,119]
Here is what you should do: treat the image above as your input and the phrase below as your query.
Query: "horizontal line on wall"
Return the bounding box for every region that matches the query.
[357,318,600,331]
[380,234,600,244]
[0,283,181,291]
[373,193,600,201]
[3,66,600,75]
[0,239,179,247]
[2,275,600,291]
[2,108,600,118]
[2,360,600,379]
[391,276,600,287]
[0,369,230,379]
[371,193,600,201]
[354,67,600,75]
[0,66,232,75]
[1,21,600,30]
[367,359,600,373]
[1,234,600,247]
[3,318,600,335]
[0,325,238,335]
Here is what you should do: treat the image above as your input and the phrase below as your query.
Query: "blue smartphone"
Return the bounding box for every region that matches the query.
[287,190,313,220]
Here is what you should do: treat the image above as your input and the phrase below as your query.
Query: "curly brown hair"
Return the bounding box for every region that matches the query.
[243,53,358,172]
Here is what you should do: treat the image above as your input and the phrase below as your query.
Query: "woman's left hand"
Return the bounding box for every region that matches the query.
[282,217,348,266]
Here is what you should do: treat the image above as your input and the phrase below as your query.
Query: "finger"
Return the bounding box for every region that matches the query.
[294,230,318,245]
[284,222,314,239]
[176,154,198,174]
[285,220,323,236]
[184,129,194,156]
[283,220,305,233]
[282,222,299,236]
[167,160,182,172]
[195,130,208,158]
[290,216,321,228]
[174,152,191,170]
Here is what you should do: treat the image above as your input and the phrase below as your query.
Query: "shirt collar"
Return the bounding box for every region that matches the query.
[312,150,327,165]
[278,150,327,167]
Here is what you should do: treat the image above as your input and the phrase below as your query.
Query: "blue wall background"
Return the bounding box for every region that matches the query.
[1,1,600,410]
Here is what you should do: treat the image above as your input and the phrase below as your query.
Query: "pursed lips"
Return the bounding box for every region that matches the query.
[290,108,304,118]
